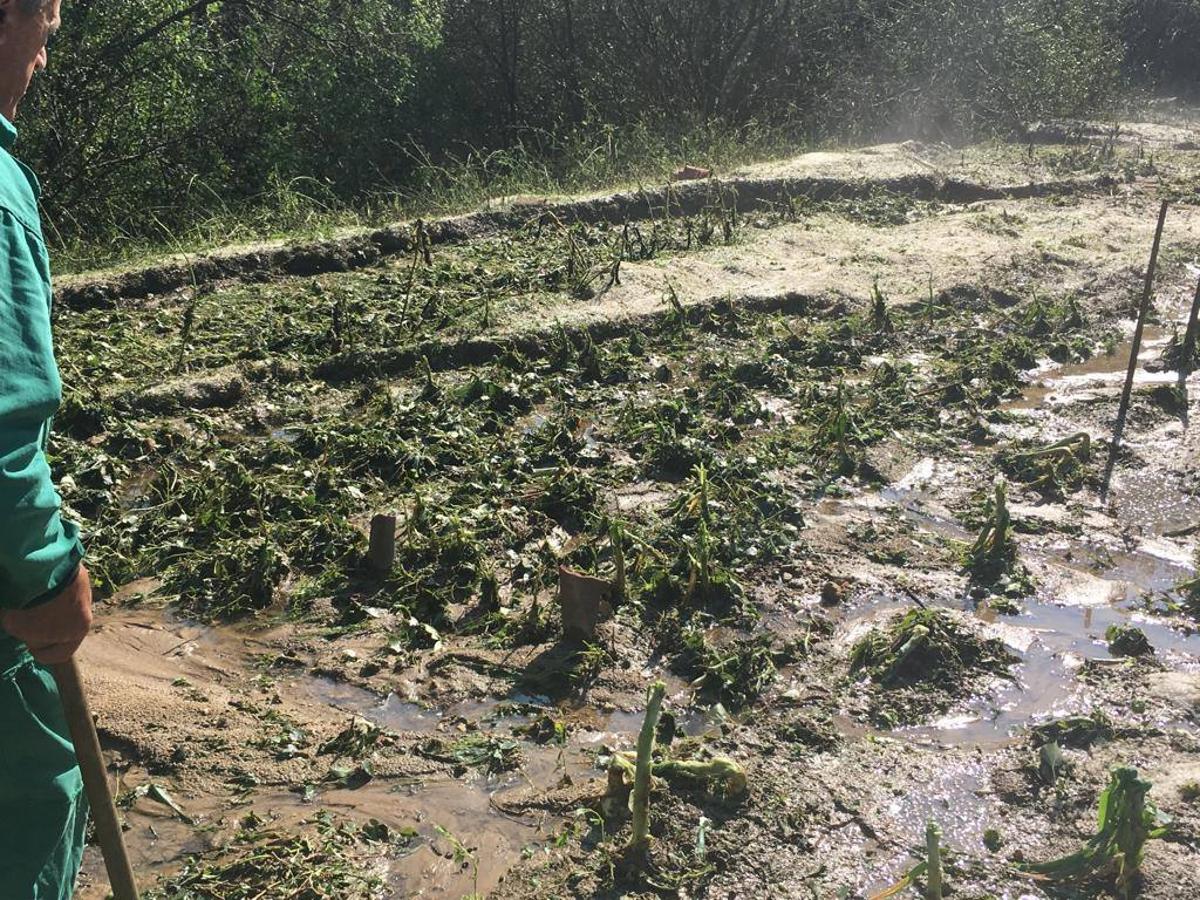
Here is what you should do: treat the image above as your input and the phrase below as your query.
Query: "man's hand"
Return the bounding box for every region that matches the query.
[1,564,93,664]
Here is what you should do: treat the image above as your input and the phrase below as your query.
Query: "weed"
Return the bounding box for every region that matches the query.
[611,521,627,601]
[1182,574,1200,618]
[679,628,777,708]
[318,718,386,758]
[169,535,287,620]
[867,279,895,336]
[533,466,598,528]
[453,734,523,774]
[435,825,481,899]
[420,734,522,775]
[812,383,866,476]
[1030,712,1115,750]
[568,643,614,686]
[174,294,199,376]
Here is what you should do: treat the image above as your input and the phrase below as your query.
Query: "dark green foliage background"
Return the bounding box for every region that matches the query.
[16,0,1198,251]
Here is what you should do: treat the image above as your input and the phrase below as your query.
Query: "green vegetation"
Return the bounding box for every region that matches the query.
[628,681,666,858]
[925,822,944,900]
[997,433,1092,500]
[964,479,1023,584]
[25,2,1200,895]
[1030,712,1117,750]
[23,0,1194,263]
[148,812,401,899]
[1106,624,1154,657]
[851,608,1015,687]
[678,630,779,709]
[850,608,1018,726]
[1022,767,1169,898]
[874,821,950,900]
[54,234,1109,660]
[1180,548,1200,617]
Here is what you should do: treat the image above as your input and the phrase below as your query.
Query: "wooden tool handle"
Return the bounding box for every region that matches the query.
[51,657,140,900]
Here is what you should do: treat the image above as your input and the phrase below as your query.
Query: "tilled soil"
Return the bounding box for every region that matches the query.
[58,121,1200,899]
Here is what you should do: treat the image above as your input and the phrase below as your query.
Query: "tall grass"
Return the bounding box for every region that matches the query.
[51,120,796,276]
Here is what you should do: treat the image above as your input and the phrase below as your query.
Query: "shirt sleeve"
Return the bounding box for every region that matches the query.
[0,208,83,609]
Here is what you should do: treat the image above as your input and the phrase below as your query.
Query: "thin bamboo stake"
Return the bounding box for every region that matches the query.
[1179,275,1200,388]
[1101,200,1169,502]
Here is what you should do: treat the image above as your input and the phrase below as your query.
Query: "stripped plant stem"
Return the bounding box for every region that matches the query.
[611,521,627,601]
[926,822,944,900]
[628,680,666,858]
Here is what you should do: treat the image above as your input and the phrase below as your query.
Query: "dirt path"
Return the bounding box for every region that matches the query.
[57,122,1200,899]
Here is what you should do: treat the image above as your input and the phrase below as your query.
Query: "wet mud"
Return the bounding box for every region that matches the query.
[57,122,1200,898]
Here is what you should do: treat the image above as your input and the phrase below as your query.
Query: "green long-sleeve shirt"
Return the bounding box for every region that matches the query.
[0,114,83,621]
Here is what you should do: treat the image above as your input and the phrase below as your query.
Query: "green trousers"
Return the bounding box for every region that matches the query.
[0,650,88,898]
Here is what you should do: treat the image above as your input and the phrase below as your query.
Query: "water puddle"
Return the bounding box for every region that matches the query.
[1004,327,1169,411]
[879,760,991,865]
[1111,469,1200,536]
[840,442,1200,749]
[84,777,545,899]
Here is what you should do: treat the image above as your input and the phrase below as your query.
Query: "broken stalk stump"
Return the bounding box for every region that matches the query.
[368,514,397,573]
[1101,199,1169,502]
[925,822,944,900]
[628,681,666,858]
[557,566,614,643]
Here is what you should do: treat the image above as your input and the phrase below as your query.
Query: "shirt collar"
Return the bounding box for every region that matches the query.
[0,115,16,151]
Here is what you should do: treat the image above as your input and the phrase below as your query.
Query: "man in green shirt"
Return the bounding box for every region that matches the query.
[0,0,94,895]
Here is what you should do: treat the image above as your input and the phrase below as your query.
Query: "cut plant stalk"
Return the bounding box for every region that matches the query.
[1101,200,1169,501]
[368,513,397,573]
[628,680,666,858]
[610,521,627,600]
[868,822,946,900]
[925,822,944,900]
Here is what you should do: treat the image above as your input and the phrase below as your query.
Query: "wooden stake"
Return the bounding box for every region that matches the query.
[1101,200,1169,502]
[52,659,140,900]
[368,514,397,573]
[1180,274,1200,388]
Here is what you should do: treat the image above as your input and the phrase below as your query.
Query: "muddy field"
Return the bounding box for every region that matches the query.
[56,121,1200,898]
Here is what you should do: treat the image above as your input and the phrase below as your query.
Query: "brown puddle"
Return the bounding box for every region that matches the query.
[1002,327,1170,412]
[83,778,546,899]
[72,607,597,898]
